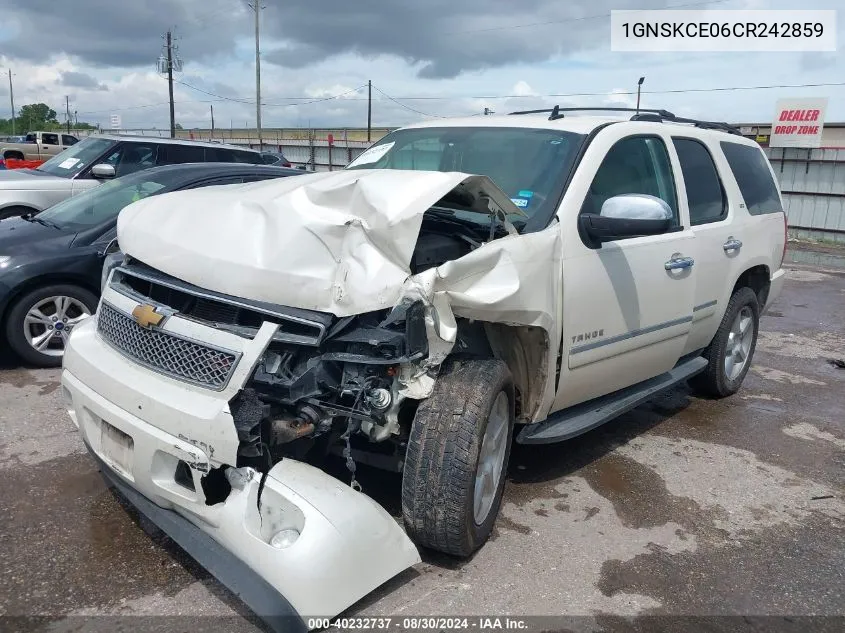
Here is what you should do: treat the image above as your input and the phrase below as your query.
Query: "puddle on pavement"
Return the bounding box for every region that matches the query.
[597,513,845,616]
[0,453,210,616]
[579,453,702,531]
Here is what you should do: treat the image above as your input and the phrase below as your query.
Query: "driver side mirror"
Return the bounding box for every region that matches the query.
[580,194,674,248]
[91,164,116,180]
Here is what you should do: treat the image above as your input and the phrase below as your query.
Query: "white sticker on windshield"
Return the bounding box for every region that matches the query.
[58,158,80,169]
[347,142,395,168]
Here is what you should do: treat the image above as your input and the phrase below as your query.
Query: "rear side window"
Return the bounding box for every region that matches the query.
[205,147,261,163]
[673,138,726,225]
[62,135,79,146]
[720,142,782,215]
[42,133,59,145]
[158,144,205,164]
[231,149,262,164]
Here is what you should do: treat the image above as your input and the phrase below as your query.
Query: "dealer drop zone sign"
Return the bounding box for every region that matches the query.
[770,98,828,148]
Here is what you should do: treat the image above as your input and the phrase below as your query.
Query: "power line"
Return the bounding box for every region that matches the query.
[371,84,445,118]
[447,0,733,35]
[70,79,845,119]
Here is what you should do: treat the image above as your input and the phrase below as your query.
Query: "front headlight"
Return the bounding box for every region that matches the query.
[101,251,125,292]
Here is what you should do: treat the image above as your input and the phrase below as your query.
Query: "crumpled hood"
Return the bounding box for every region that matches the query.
[118,169,519,316]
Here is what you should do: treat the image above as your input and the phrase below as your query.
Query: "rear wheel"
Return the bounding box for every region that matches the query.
[690,286,760,398]
[5,285,98,367]
[402,359,514,557]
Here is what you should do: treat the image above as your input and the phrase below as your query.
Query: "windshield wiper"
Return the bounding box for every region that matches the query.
[22,214,61,229]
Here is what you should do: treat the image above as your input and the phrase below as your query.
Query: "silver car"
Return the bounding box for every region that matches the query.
[0,135,262,220]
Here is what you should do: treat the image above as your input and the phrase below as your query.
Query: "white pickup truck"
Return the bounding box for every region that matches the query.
[62,108,786,628]
[0,130,79,161]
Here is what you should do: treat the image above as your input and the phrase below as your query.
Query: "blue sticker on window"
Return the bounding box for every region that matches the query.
[518,190,534,198]
[511,198,529,208]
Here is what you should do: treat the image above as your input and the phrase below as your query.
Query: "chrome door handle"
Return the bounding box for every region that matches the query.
[665,255,695,270]
[723,237,743,252]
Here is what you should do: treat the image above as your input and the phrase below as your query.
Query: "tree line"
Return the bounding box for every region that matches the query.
[0,103,97,135]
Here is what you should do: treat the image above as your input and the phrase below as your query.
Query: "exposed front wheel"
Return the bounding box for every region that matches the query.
[5,285,98,367]
[690,286,760,398]
[402,359,514,557]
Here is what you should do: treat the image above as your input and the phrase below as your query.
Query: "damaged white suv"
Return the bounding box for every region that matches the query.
[62,107,787,626]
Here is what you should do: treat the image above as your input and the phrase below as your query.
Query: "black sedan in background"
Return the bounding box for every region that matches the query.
[0,163,300,367]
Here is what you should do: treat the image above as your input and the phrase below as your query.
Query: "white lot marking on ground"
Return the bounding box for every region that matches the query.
[785,269,831,283]
[0,369,85,468]
[783,422,845,451]
[360,479,692,619]
[617,436,845,539]
[751,366,826,386]
[757,331,845,359]
[741,393,784,402]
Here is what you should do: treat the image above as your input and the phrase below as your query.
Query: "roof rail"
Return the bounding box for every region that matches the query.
[509,106,742,135]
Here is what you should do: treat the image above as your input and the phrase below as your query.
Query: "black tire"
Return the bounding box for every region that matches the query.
[5,284,99,368]
[690,286,760,398]
[0,205,38,221]
[402,358,514,557]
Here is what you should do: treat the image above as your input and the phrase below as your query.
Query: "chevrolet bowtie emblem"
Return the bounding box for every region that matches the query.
[132,304,164,329]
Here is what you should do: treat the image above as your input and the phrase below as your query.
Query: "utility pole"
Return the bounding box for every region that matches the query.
[210,104,215,137]
[8,69,15,136]
[250,2,263,149]
[367,80,372,142]
[166,30,176,138]
[66,96,71,133]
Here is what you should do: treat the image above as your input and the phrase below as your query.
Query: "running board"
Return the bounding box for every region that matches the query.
[517,356,708,444]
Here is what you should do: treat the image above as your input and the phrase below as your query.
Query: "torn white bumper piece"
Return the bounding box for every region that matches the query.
[61,317,420,629]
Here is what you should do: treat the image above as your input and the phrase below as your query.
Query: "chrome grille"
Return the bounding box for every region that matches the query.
[96,302,240,390]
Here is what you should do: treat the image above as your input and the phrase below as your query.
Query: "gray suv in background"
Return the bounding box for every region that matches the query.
[0,135,262,220]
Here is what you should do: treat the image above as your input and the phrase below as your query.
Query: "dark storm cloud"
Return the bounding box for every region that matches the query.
[60,71,108,91]
[261,0,668,78]
[1,0,247,67]
[4,0,670,78]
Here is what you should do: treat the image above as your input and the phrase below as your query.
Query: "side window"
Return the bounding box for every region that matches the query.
[719,142,782,215]
[158,144,205,165]
[42,133,59,145]
[582,136,678,224]
[62,135,79,146]
[232,149,262,164]
[673,138,726,225]
[101,143,159,177]
[206,147,236,162]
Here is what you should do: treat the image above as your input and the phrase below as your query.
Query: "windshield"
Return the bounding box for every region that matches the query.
[36,137,117,178]
[347,126,584,226]
[36,169,186,229]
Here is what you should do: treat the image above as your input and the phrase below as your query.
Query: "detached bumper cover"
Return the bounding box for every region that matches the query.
[62,317,420,628]
[87,444,307,633]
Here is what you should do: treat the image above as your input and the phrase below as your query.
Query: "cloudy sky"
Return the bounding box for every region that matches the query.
[0,0,842,130]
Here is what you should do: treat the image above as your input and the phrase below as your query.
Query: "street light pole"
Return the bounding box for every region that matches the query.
[636,76,645,113]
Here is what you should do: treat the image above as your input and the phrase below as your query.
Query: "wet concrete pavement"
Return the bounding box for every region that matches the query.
[0,262,843,631]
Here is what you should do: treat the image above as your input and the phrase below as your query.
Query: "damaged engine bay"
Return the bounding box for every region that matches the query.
[113,181,520,486]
